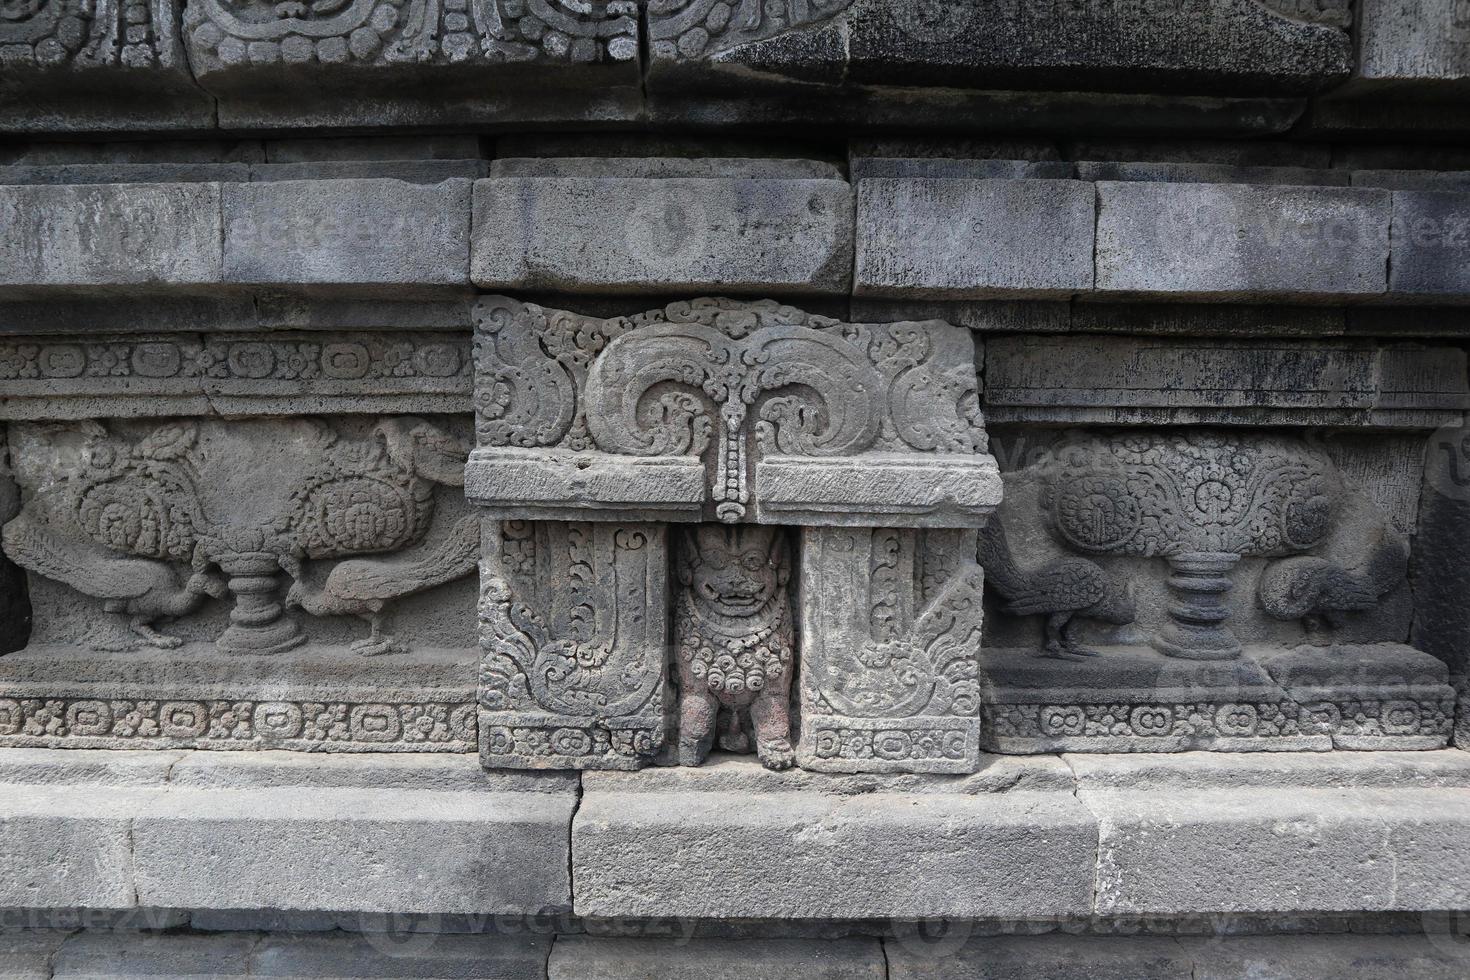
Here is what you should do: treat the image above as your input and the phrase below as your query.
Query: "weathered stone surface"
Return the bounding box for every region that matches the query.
[1355,170,1470,191]
[886,934,1193,980]
[466,297,998,528]
[0,931,68,980]
[549,937,885,980]
[0,332,473,420]
[223,179,472,293]
[470,177,853,295]
[645,0,1352,96]
[1183,935,1470,980]
[53,932,257,979]
[252,932,548,980]
[1076,162,1345,185]
[4,417,477,663]
[491,158,842,179]
[0,784,141,908]
[182,0,641,129]
[1355,0,1470,94]
[1389,190,1470,297]
[851,159,1074,180]
[0,183,222,296]
[573,757,1097,919]
[984,336,1470,428]
[0,0,212,133]
[1096,182,1390,300]
[479,521,670,771]
[798,527,985,773]
[1412,420,1470,679]
[855,178,1095,299]
[0,428,26,656]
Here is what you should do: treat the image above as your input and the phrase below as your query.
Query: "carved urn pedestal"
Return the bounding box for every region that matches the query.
[1152,551,1243,661]
[214,552,305,656]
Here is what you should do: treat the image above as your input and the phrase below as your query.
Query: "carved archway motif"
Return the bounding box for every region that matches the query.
[583,321,884,521]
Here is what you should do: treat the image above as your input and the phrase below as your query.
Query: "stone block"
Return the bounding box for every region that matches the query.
[645,0,1352,97]
[130,754,576,915]
[549,937,885,980]
[0,784,143,908]
[0,183,222,296]
[573,757,1097,919]
[1256,644,1456,750]
[1411,420,1470,678]
[1095,182,1390,301]
[490,158,842,179]
[0,932,69,980]
[251,933,548,980]
[1355,0,1470,94]
[53,932,257,979]
[0,0,212,133]
[1081,778,1470,915]
[1183,935,1470,980]
[1389,191,1470,298]
[1075,162,1345,185]
[983,336,1470,428]
[886,934,1193,980]
[223,179,472,293]
[850,159,1074,180]
[854,178,1095,299]
[183,0,641,129]
[798,527,986,773]
[471,177,853,295]
[0,331,473,421]
[1355,170,1470,191]
[982,646,1326,755]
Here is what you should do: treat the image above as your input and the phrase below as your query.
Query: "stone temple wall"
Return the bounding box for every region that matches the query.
[2,1,1470,976]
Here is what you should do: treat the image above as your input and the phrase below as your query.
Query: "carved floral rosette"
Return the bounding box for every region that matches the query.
[797,526,986,773]
[478,520,669,770]
[0,0,176,70]
[468,296,999,528]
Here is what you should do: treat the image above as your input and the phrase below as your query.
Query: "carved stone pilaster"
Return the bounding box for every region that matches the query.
[797,526,986,773]
[478,520,670,770]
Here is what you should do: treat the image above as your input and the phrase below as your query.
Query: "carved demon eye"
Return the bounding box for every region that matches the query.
[740,552,767,572]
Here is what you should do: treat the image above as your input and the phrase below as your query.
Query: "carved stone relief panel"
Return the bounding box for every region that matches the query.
[798,525,985,773]
[466,296,1000,527]
[478,519,669,770]
[978,426,1453,753]
[0,416,481,753]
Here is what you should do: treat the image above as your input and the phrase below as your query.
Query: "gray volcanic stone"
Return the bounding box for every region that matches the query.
[886,934,1193,980]
[1075,162,1345,186]
[490,158,842,179]
[471,177,853,295]
[855,178,1095,299]
[0,932,68,980]
[850,159,1074,180]
[1355,170,1470,191]
[0,783,143,908]
[1355,0,1470,93]
[53,932,257,979]
[1411,420,1470,679]
[0,183,222,295]
[1184,935,1470,980]
[572,757,1096,920]
[1096,181,1391,300]
[252,933,548,980]
[549,937,885,980]
[1389,191,1470,297]
[223,179,472,293]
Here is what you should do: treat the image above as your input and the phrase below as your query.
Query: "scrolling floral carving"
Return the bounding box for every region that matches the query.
[647,0,852,59]
[478,520,669,769]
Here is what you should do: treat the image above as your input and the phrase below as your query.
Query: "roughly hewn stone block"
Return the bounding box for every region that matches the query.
[1412,420,1470,679]
[984,336,1470,428]
[223,179,472,293]
[1389,190,1470,298]
[1076,162,1345,185]
[471,177,852,295]
[0,932,69,980]
[0,183,222,295]
[0,785,143,909]
[573,758,1097,919]
[855,178,1095,299]
[252,932,548,980]
[1096,182,1390,300]
[1184,935,1470,980]
[549,937,886,980]
[52,932,257,979]
[886,934,1193,980]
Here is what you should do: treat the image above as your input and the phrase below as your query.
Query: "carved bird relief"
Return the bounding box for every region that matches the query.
[978,518,1137,660]
[1258,524,1409,640]
[1,512,227,649]
[283,514,480,656]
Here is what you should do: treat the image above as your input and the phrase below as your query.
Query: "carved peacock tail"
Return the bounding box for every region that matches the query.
[976,517,1029,598]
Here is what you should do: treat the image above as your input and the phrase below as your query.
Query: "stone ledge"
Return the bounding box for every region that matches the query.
[0,750,575,916]
[572,752,1470,921]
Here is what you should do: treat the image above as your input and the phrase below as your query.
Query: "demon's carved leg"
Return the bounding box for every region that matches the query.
[750,693,795,771]
[678,688,719,767]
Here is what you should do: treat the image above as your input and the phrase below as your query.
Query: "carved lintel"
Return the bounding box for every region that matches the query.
[468,296,999,529]
[797,526,985,774]
[477,519,670,770]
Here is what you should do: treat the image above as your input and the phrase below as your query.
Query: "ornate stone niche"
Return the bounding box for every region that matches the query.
[978,428,1456,753]
[470,297,1001,773]
[0,416,481,752]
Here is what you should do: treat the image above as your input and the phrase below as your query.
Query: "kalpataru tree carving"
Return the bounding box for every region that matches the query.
[469,297,1001,774]
[478,520,669,769]
[2,416,474,655]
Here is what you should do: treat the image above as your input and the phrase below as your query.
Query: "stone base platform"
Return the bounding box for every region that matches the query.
[4,929,1469,979]
[0,644,478,753]
[982,643,1455,753]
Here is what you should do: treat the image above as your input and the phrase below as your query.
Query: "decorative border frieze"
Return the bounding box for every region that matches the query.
[0,333,472,419]
[0,696,477,751]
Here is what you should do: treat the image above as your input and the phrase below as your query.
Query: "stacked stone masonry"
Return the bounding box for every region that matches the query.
[3,0,1470,976]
